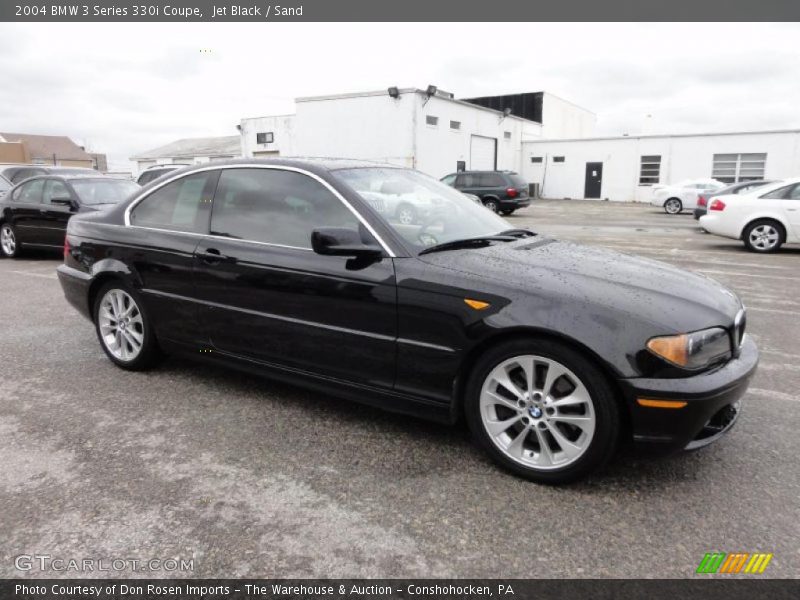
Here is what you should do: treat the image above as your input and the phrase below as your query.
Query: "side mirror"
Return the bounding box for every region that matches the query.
[311,227,383,258]
[51,196,77,210]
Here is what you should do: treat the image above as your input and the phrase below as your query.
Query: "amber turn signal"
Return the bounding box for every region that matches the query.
[647,334,688,367]
[464,298,490,310]
[637,398,688,409]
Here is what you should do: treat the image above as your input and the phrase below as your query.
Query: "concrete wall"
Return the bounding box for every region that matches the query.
[414,93,542,178]
[522,131,800,202]
[240,114,296,158]
[541,93,597,140]
[0,142,29,164]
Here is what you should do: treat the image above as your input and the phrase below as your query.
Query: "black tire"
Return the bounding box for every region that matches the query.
[93,280,162,371]
[500,209,515,216]
[464,337,620,484]
[663,198,682,214]
[0,222,21,258]
[742,219,785,253]
[483,198,499,213]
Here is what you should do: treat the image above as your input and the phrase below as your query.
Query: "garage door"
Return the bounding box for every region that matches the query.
[470,135,496,170]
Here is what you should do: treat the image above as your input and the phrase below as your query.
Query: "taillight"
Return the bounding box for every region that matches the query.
[506,187,518,198]
[63,236,71,260]
[698,195,707,207]
[709,199,726,211]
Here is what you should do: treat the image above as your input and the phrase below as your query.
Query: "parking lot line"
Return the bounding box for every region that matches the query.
[747,388,800,403]
[10,270,57,280]
[695,269,800,282]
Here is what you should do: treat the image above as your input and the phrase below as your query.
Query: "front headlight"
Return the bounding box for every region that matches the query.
[647,327,731,370]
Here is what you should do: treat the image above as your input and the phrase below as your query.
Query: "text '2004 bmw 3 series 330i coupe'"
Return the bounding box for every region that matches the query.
[57,159,758,483]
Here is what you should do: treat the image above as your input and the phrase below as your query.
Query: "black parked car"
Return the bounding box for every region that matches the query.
[694,180,776,219]
[0,175,140,258]
[441,170,531,215]
[57,159,757,483]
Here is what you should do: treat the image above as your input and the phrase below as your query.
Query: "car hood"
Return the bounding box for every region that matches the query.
[419,237,743,332]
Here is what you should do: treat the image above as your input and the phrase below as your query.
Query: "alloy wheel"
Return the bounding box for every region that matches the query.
[664,199,681,214]
[1,225,16,256]
[97,289,145,362]
[485,200,498,212]
[749,224,780,251]
[479,355,596,470]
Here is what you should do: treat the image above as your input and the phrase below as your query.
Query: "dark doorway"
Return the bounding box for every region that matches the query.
[584,162,603,198]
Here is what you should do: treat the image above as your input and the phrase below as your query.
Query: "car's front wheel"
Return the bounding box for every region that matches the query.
[93,281,162,370]
[0,223,20,258]
[465,337,620,484]
[664,198,682,214]
[743,219,784,253]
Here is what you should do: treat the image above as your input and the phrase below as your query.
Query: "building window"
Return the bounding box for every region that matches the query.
[504,131,512,139]
[449,120,461,130]
[639,155,662,185]
[256,132,274,144]
[553,156,565,163]
[530,156,543,163]
[712,153,767,183]
[426,115,439,127]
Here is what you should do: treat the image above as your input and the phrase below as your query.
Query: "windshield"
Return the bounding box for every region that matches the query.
[334,167,510,251]
[71,179,140,206]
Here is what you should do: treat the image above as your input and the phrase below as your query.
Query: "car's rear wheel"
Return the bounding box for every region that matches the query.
[484,198,499,213]
[465,337,619,484]
[664,198,682,214]
[0,223,20,258]
[743,219,784,253]
[93,281,161,370]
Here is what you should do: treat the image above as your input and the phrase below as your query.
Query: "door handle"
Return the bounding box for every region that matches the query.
[197,248,231,263]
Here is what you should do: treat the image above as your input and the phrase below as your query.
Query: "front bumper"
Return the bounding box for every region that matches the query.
[620,335,759,454]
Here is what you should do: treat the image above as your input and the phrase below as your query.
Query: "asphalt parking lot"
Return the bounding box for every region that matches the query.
[1,199,798,579]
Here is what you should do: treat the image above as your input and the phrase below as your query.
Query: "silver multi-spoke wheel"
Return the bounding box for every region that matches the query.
[1,224,16,256]
[748,224,780,251]
[480,354,596,471]
[664,198,682,214]
[98,289,145,362]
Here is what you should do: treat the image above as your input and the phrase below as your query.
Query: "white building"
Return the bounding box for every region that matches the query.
[130,136,241,174]
[240,88,596,178]
[521,129,800,202]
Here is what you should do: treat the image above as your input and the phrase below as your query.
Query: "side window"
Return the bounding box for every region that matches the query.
[479,173,505,187]
[210,168,360,249]
[130,171,216,233]
[441,174,456,187]
[787,184,800,200]
[18,179,45,203]
[43,180,71,204]
[11,168,45,184]
[455,174,474,188]
[761,185,792,199]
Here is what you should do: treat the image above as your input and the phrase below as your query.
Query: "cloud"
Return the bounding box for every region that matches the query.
[1,22,798,171]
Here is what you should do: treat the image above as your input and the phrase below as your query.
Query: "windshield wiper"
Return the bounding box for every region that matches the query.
[418,235,517,255]
[496,228,537,238]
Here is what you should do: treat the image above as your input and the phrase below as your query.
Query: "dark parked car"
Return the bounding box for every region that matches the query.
[57,159,757,483]
[0,164,100,185]
[0,175,140,258]
[136,164,183,186]
[694,180,776,219]
[440,170,531,215]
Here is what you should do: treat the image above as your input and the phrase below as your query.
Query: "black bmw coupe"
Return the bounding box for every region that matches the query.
[56,159,758,483]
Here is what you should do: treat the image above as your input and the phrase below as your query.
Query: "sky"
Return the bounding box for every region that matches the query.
[1,22,799,171]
